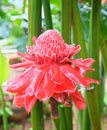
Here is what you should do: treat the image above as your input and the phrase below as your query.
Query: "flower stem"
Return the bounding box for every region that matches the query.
[101,39,107,75]
[28,1,44,130]
[42,0,53,29]
[22,0,26,13]
[0,86,8,130]
[72,0,88,58]
[58,105,67,130]
[71,0,89,129]
[31,101,44,130]
[99,62,105,115]
[28,0,42,45]
[61,1,72,130]
[87,0,101,129]
[82,107,90,130]
[89,0,101,106]
[64,107,73,130]
[72,0,101,130]
[61,0,71,43]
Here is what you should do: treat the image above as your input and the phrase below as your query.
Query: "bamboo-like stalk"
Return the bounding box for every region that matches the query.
[99,62,105,115]
[72,0,101,130]
[42,0,53,29]
[100,40,107,115]
[28,0,42,45]
[61,0,72,130]
[72,0,87,57]
[86,0,101,129]
[31,101,44,130]
[101,40,107,75]
[22,0,26,13]
[61,0,71,43]
[71,0,89,130]
[58,105,67,130]
[0,86,8,130]
[28,1,44,130]
[89,0,101,107]
[82,107,90,130]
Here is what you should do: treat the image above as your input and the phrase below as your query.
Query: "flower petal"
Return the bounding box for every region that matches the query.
[55,71,76,93]
[71,45,81,56]
[85,78,100,85]
[60,64,90,87]
[36,71,56,101]
[25,95,37,113]
[11,61,33,69]
[25,68,46,96]
[7,67,34,93]
[13,93,25,107]
[50,64,62,84]
[70,90,86,110]
[70,58,95,76]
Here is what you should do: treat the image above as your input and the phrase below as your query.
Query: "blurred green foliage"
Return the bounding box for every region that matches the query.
[0,51,10,86]
[0,0,27,52]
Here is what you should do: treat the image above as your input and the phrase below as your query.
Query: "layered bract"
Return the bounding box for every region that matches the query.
[7,30,99,113]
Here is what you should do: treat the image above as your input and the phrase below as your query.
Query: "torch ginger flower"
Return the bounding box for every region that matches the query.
[7,30,99,113]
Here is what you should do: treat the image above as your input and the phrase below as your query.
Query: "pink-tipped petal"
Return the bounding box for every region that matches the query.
[55,71,76,93]
[61,64,90,87]
[25,68,46,96]
[13,93,25,107]
[25,95,37,114]
[7,67,34,93]
[85,78,100,85]
[70,90,86,110]
[65,44,81,57]
[10,62,33,69]
[36,71,56,101]
[50,64,62,84]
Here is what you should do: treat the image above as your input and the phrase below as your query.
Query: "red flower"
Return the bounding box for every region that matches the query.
[7,30,99,113]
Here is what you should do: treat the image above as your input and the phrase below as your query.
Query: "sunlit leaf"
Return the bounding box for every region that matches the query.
[0,51,10,86]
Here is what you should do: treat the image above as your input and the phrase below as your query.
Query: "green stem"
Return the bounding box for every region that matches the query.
[82,107,90,130]
[52,118,59,130]
[99,62,105,115]
[64,107,73,130]
[0,86,8,130]
[101,39,107,76]
[28,0,42,45]
[42,0,53,29]
[28,1,44,130]
[61,0,71,43]
[85,90,101,130]
[87,1,101,129]
[31,101,44,130]
[89,0,101,106]
[22,0,26,13]
[72,0,90,130]
[61,0,72,130]
[78,110,83,130]
[72,0,101,130]
[58,105,67,130]
[72,0,88,57]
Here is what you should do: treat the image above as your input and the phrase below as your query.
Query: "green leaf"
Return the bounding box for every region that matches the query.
[0,51,10,86]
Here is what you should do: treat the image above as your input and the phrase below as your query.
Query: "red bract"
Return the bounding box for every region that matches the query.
[7,30,99,113]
